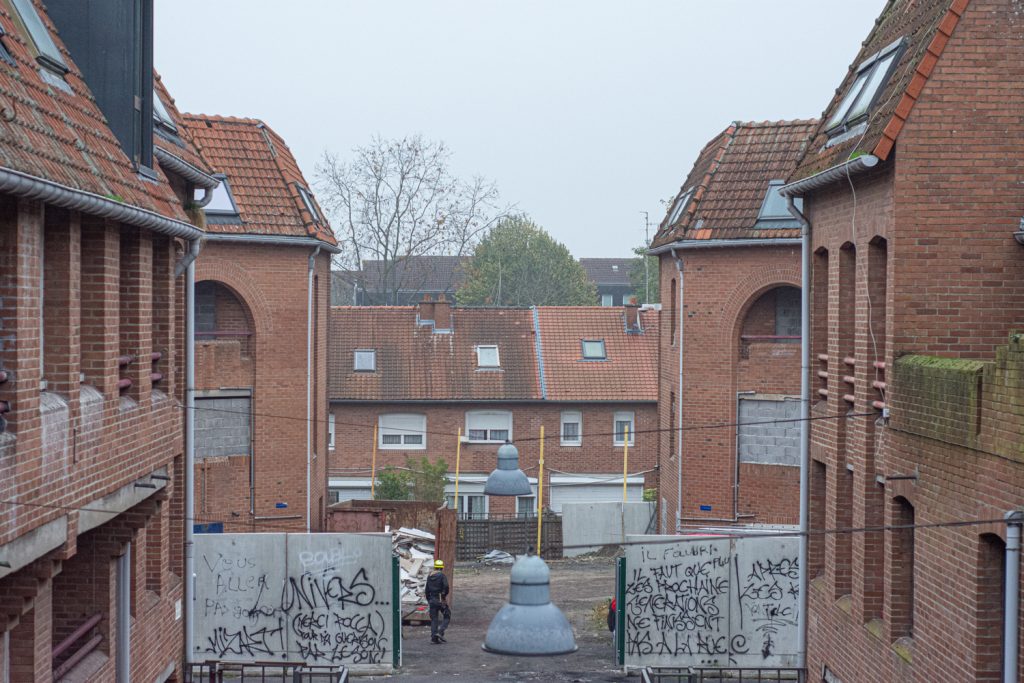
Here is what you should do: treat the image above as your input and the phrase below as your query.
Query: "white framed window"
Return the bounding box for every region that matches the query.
[600,294,614,307]
[516,496,536,518]
[328,413,336,450]
[465,410,512,443]
[560,411,582,446]
[476,345,500,368]
[581,339,606,360]
[378,413,426,449]
[447,493,488,519]
[354,349,376,372]
[153,89,177,133]
[613,411,635,446]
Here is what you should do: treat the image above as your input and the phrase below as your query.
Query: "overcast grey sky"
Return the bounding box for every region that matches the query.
[155,1,882,258]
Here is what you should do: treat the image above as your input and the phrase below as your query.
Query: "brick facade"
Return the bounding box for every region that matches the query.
[657,246,802,531]
[193,243,331,532]
[799,1,1024,679]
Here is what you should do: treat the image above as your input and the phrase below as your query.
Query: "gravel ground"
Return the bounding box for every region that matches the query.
[364,556,627,682]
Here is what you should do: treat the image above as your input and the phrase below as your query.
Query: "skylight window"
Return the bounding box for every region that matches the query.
[665,189,694,227]
[825,38,905,135]
[354,349,376,372]
[476,345,500,368]
[153,89,177,133]
[297,185,322,223]
[581,339,606,360]
[10,0,68,75]
[198,174,239,215]
[757,180,804,223]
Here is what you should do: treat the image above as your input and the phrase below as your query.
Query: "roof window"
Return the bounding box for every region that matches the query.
[755,180,803,227]
[198,174,240,215]
[354,349,376,372]
[153,89,177,133]
[825,38,905,135]
[581,339,606,360]
[297,185,322,223]
[476,345,500,368]
[665,188,694,227]
[10,0,68,75]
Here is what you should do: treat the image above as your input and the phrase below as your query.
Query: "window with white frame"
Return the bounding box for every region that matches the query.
[560,411,582,446]
[476,345,500,368]
[613,411,635,446]
[446,493,488,519]
[378,413,426,449]
[517,496,535,518]
[354,349,376,372]
[328,413,336,450]
[600,294,614,307]
[465,410,511,443]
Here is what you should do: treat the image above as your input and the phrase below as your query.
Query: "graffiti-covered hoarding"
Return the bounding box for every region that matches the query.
[194,533,394,674]
[624,534,799,669]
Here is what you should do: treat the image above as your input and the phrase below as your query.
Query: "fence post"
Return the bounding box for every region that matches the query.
[616,556,626,666]
[392,555,401,668]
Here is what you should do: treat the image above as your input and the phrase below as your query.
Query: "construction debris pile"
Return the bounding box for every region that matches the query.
[393,527,436,613]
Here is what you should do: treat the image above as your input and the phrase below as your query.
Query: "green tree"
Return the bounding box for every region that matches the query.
[408,456,449,503]
[629,244,660,304]
[374,467,412,500]
[456,215,597,307]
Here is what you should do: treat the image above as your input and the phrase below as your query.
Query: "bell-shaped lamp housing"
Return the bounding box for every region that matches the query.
[483,555,577,656]
[483,441,532,496]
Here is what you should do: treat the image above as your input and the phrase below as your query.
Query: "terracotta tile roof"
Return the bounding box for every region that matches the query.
[182,114,336,244]
[152,72,213,178]
[0,1,187,222]
[328,306,540,401]
[789,0,967,181]
[579,258,633,286]
[328,304,659,403]
[358,255,468,294]
[652,120,817,248]
[535,307,658,402]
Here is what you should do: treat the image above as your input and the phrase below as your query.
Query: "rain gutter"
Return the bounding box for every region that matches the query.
[778,154,879,198]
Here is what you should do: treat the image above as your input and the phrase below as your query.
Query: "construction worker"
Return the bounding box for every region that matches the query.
[426,559,450,644]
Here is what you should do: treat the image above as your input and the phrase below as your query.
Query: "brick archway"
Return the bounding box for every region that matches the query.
[195,256,274,337]
[720,263,802,355]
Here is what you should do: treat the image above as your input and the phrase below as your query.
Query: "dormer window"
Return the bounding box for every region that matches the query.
[354,349,376,372]
[297,185,322,224]
[198,174,240,217]
[825,38,905,135]
[665,188,694,227]
[476,345,500,368]
[581,339,606,360]
[11,0,68,75]
[755,180,803,228]
[153,89,177,133]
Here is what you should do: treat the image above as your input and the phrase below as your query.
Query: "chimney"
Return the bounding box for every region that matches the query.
[624,302,642,334]
[434,297,452,331]
[418,294,435,326]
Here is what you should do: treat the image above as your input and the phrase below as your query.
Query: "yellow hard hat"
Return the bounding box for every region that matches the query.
[434,559,444,569]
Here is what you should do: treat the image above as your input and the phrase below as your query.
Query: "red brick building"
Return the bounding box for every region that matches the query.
[0,1,214,680]
[781,0,1024,679]
[181,114,337,532]
[328,300,658,516]
[649,120,816,533]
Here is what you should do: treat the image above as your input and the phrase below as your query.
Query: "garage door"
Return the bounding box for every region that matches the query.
[328,478,373,504]
[547,475,644,512]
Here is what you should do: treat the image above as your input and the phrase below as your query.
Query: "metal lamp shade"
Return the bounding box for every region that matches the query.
[483,442,532,496]
[482,555,577,656]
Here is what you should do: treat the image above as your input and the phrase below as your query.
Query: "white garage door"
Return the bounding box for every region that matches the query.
[328,478,373,504]
[547,475,644,512]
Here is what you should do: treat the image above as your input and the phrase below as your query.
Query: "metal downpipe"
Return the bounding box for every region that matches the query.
[1005,510,1022,683]
[672,250,684,533]
[180,238,201,668]
[787,195,811,669]
[307,245,321,533]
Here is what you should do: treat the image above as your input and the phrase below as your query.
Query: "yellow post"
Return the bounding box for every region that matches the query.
[454,428,462,515]
[622,425,630,502]
[370,424,378,499]
[536,425,545,556]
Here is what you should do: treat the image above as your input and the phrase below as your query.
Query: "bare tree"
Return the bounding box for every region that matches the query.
[316,136,506,305]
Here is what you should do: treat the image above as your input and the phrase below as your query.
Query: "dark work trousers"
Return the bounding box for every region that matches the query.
[428,597,451,638]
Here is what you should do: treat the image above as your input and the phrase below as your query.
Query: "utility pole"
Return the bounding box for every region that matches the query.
[640,211,651,304]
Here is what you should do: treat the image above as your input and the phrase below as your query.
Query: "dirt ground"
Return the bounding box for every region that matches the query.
[366,556,627,682]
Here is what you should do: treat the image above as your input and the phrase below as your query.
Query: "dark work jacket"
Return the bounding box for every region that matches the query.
[426,570,449,601]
